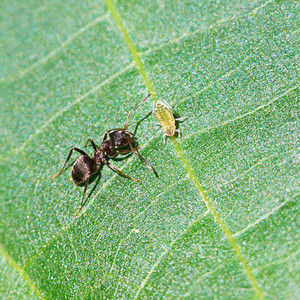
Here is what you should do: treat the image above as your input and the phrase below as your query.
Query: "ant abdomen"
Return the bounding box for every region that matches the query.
[72,155,97,185]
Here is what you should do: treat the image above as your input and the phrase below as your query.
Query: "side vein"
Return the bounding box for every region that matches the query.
[233,193,299,238]
[253,249,300,272]
[139,0,274,58]
[104,0,265,299]
[184,84,300,141]
[6,63,134,158]
[0,244,45,299]
[0,14,109,84]
[134,210,210,299]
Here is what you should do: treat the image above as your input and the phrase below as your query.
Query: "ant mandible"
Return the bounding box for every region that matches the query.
[52,93,153,217]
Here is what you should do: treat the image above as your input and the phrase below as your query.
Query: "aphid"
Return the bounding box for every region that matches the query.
[153,100,185,144]
[52,93,153,216]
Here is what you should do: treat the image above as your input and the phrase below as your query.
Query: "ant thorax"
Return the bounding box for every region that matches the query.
[98,140,114,157]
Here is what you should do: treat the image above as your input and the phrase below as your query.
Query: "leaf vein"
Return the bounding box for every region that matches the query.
[253,249,300,272]
[0,244,45,299]
[139,0,274,58]
[184,84,300,141]
[4,63,134,159]
[105,0,266,299]
[0,14,110,84]
[233,197,297,238]
[171,138,265,299]
[134,211,210,299]
[85,175,193,294]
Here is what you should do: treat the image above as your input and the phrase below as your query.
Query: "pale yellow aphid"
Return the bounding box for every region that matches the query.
[153,100,184,144]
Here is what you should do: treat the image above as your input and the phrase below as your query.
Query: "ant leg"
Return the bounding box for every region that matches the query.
[74,178,89,217]
[115,149,132,154]
[102,132,109,141]
[84,138,97,151]
[104,160,140,182]
[102,129,114,141]
[129,143,154,172]
[124,93,152,130]
[115,147,141,154]
[52,148,88,179]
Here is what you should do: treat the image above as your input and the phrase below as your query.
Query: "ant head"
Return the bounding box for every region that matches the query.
[113,130,134,148]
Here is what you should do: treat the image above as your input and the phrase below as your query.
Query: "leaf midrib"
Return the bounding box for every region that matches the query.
[1,0,295,298]
[3,21,298,162]
[104,0,266,298]
[21,144,291,271]
[2,0,296,163]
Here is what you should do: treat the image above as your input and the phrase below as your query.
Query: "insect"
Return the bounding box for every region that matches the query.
[153,100,185,144]
[52,93,153,216]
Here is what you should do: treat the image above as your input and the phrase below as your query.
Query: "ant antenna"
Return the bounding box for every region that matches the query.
[124,93,152,130]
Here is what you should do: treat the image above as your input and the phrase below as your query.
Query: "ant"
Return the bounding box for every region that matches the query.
[52,93,153,217]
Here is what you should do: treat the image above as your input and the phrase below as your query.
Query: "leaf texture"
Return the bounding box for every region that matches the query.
[0,0,299,299]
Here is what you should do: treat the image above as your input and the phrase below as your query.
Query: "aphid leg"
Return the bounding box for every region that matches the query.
[129,143,154,172]
[176,129,181,138]
[124,93,152,130]
[84,138,97,151]
[175,117,187,122]
[74,178,89,217]
[105,160,140,182]
[52,148,88,179]
[163,134,167,146]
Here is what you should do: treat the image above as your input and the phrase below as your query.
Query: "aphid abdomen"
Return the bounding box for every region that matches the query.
[72,155,97,185]
[154,101,176,136]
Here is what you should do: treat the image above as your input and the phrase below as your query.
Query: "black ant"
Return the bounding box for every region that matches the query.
[52,93,153,216]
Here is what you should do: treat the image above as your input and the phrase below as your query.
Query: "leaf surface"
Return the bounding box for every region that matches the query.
[1,0,299,299]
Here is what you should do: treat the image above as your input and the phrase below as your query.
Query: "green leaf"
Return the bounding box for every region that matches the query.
[1,0,299,299]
